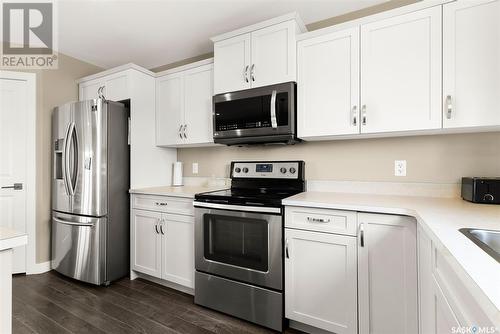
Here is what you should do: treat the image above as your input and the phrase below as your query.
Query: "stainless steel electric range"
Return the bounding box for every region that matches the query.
[193,161,305,332]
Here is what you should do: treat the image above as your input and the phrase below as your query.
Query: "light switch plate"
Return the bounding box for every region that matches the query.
[192,162,199,174]
[394,160,407,177]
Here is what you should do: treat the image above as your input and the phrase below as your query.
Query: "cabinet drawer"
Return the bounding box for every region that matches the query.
[285,206,357,236]
[132,194,194,216]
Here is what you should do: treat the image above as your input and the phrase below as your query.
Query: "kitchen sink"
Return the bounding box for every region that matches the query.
[460,228,500,263]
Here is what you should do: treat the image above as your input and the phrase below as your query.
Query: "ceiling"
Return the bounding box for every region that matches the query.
[56,0,387,70]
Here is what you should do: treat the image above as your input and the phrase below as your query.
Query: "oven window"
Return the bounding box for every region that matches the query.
[203,214,269,272]
[214,92,288,132]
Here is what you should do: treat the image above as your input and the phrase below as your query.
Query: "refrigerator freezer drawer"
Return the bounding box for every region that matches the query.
[51,211,106,285]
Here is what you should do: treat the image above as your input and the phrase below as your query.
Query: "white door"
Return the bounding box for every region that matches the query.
[183,64,214,145]
[213,33,251,94]
[0,75,29,274]
[298,27,360,139]
[358,213,418,334]
[103,74,129,101]
[156,72,184,146]
[131,209,162,278]
[418,225,435,334]
[250,21,296,88]
[79,80,101,101]
[443,0,500,128]
[360,7,442,133]
[161,214,195,288]
[285,228,358,334]
[433,278,462,334]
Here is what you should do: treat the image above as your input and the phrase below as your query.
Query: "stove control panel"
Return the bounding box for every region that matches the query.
[231,161,303,179]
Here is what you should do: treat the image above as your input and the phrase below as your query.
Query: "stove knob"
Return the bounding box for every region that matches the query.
[280,167,287,174]
[234,167,241,173]
[289,167,297,174]
[242,167,249,173]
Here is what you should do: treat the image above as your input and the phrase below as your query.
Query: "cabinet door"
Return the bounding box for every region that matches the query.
[156,72,184,146]
[161,214,195,288]
[432,278,462,334]
[285,229,357,334]
[443,0,500,128]
[213,34,251,94]
[79,80,101,101]
[298,27,360,139]
[358,213,417,334]
[418,225,435,334]
[103,73,129,101]
[251,21,296,88]
[360,7,441,133]
[183,64,214,145]
[131,209,162,278]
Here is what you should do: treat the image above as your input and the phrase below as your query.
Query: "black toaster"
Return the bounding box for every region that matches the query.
[461,177,500,204]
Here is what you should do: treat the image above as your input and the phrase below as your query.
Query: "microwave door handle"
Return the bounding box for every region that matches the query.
[270,90,277,129]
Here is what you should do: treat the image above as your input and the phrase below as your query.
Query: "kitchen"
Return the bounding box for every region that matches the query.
[0,0,499,333]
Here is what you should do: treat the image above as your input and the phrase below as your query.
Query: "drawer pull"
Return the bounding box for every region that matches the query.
[155,202,168,206]
[307,217,330,223]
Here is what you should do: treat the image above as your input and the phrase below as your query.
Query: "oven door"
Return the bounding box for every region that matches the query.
[194,202,282,290]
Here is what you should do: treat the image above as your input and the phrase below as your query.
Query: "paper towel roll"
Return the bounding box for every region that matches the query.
[172,162,183,186]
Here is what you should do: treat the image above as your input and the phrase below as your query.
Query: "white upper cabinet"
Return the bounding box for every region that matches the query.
[357,213,418,334]
[213,34,251,94]
[250,21,297,88]
[156,61,215,147]
[212,13,306,95]
[79,72,129,102]
[297,27,360,139]
[156,72,184,146]
[443,0,500,129]
[360,6,442,134]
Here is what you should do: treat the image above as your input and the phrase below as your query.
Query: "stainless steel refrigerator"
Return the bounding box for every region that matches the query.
[51,98,130,285]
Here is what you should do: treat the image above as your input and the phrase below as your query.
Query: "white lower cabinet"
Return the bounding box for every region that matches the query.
[285,228,358,334]
[358,213,418,334]
[131,195,195,290]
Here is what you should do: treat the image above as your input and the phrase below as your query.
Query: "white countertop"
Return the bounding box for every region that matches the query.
[0,227,28,251]
[283,192,500,319]
[129,185,227,198]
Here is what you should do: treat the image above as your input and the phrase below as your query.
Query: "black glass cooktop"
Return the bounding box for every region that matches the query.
[195,188,303,207]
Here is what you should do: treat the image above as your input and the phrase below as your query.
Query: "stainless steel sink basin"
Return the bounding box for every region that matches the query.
[460,228,500,263]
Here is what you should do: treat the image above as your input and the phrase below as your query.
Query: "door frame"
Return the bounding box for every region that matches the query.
[0,70,37,274]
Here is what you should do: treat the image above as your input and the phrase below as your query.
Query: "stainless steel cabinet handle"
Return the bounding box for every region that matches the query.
[352,106,358,126]
[1,183,23,190]
[250,64,255,82]
[178,124,183,139]
[244,65,249,83]
[307,217,330,223]
[285,238,290,259]
[361,105,367,126]
[360,223,365,247]
[446,95,453,119]
[155,202,168,206]
[160,223,165,235]
[183,124,187,139]
[270,90,278,129]
[155,221,160,234]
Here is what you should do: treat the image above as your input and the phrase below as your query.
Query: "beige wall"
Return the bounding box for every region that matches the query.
[178,133,500,184]
[18,53,102,263]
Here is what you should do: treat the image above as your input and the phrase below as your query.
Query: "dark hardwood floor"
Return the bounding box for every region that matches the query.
[12,271,303,334]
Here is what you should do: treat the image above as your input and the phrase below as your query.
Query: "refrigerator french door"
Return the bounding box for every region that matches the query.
[51,99,130,285]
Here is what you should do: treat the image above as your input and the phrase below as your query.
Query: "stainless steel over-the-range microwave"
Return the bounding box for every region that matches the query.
[212,82,298,145]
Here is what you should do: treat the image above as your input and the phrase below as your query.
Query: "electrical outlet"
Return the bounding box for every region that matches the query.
[192,163,199,174]
[394,160,407,177]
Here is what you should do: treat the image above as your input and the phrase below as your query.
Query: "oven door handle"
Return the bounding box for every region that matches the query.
[193,201,281,214]
[270,90,278,129]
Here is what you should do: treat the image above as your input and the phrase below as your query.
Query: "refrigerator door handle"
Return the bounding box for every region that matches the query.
[53,217,95,227]
[61,123,72,196]
[65,122,77,196]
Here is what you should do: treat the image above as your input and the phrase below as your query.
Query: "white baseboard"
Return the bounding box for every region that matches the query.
[27,261,51,275]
